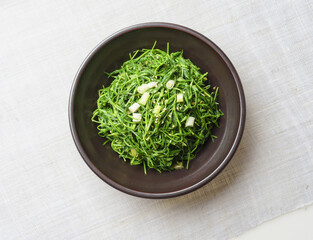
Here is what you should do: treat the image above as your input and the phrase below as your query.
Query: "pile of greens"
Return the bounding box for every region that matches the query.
[92,43,223,173]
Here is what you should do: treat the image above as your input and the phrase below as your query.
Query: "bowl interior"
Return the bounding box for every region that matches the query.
[70,24,244,198]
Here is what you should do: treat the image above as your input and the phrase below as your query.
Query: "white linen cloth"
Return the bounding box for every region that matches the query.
[0,0,312,239]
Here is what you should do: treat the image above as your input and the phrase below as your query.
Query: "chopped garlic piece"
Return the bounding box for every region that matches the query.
[166,80,175,89]
[137,82,158,94]
[147,81,157,88]
[139,92,150,105]
[153,104,162,115]
[132,113,142,122]
[177,93,184,102]
[137,84,149,94]
[185,116,195,127]
[129,103,140,113]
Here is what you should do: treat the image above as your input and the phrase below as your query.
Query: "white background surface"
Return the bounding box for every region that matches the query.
[1,0,313,239]
[232,203,313,240]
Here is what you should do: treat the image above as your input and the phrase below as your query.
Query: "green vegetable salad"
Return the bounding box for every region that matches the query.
[92,43,223,173]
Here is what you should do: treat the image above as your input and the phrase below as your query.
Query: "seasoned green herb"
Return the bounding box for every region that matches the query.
[92,43,223,173]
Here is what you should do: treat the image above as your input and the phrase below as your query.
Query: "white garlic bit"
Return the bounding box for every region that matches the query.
[137,84,149,94]
[177,93,184,102]
[139,92,150,105]
[132,113,142,122]
[147,81,157,88]
[166,80,175,89]
[129,103,140,113]
[185,116,195,127]
[137,82,158,94]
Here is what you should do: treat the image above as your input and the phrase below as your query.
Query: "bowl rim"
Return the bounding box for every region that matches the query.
[69,22,246,199]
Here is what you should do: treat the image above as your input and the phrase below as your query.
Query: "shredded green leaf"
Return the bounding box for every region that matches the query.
[92,43,223,173]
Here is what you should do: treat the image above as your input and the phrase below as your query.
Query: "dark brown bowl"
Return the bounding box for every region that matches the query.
[69,22,245,199]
